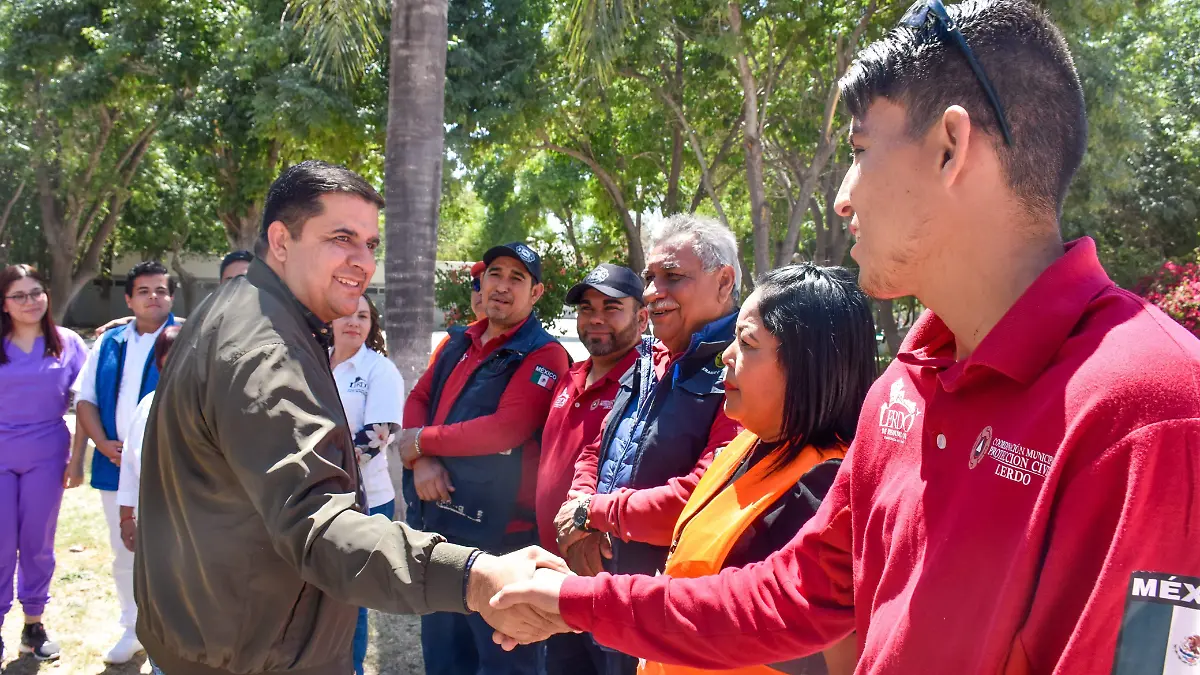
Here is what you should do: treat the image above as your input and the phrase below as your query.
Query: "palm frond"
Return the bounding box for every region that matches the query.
[566,0,637,83]
[286,0,388,86]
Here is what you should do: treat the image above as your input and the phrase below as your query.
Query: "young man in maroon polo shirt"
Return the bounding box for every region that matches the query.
[536,264,649,675]
[490,1,1200,673]
[399,241,570,675]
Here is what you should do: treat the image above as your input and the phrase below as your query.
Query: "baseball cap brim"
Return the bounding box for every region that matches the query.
[566,282,638,305]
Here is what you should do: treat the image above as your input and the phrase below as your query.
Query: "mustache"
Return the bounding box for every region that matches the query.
[647,300,677,313]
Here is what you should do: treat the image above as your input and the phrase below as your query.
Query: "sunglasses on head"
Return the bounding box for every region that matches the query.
[900,0,1013,146]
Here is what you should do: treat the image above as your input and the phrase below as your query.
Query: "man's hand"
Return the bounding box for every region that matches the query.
[489,566,572,651]
[94,316,134,337]
[555,496,591,554]
[412,456,454,502]
[63,457,84,489]
[398,428,421,468]
[467,547,574,645]
[95,439,123,466]
[564,532,612,577]
[120,517,137,552]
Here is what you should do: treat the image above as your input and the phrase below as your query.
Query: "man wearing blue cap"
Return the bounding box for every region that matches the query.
[400,242,570,675]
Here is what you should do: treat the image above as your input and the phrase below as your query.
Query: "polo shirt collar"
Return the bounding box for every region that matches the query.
[467,315,530,349]
[334,343,372,373]
[569,340,644,394]
[899,237,1113,386]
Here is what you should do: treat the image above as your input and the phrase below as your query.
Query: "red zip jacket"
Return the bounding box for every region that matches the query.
[559,238,1200,673]
[569,340,742,546]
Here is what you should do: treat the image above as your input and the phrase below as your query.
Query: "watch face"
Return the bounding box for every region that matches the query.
[574,501,589,529]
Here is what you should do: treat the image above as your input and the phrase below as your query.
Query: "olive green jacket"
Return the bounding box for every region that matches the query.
[134,259,474,675]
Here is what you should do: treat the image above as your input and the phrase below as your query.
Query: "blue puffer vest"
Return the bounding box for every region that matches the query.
[595,312,735,576]
[91,315,176,490]
[403,316,559,552]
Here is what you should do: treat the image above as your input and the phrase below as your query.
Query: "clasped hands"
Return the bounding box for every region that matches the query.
[468,546,574,651]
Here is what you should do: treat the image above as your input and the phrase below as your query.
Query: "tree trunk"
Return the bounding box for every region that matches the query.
[559,207,586,268]
[0,179,26,242]
[664,35,684,215]
[384,0,449,391]
[728,1,770,279]
[875,299,902,358]
[170,249,200,312]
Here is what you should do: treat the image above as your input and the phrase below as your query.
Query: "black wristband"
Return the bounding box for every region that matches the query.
[462,549,483,613]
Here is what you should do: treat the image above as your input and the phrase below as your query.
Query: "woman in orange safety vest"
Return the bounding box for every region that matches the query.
[640,264,877,675]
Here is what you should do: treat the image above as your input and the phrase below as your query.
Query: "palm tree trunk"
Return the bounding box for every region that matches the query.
[384,0,449,391]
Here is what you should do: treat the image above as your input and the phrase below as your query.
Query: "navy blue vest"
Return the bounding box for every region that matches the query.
[91,315,176,490]
[403,316,558,552]
[597,312,735,576]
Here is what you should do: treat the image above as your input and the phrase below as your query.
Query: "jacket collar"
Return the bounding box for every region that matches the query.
[247,259,333,350]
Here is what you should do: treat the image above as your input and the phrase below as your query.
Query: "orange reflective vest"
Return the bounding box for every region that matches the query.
[638,430,846,675]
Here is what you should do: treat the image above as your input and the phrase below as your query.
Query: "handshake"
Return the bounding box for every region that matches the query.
[466,494,611,650]
[466,546,576,651]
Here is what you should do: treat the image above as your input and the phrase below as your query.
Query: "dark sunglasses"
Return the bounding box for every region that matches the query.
[471,278,481,292]
[900,0,1013,146]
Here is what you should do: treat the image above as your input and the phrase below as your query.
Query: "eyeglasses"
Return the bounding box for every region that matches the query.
[900,0,1013,146]
[5,289,46,304]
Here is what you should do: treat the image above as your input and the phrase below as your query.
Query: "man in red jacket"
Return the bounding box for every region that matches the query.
[489,1,1200,673]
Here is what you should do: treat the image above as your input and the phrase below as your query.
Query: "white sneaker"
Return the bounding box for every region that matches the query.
[103,630,143,664]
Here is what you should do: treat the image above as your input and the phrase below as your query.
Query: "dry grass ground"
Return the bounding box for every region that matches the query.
[2,461,426,675]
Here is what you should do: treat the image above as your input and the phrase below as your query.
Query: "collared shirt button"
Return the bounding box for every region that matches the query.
[574,402,580,408]
[936,433,947,449]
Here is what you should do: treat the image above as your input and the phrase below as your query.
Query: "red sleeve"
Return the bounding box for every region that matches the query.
[570,437,602,496]
[1006,420,1200,673]
[420,343,570,457]
[402,355,436,429]
[559,451,856,668]
[587,407,742,546]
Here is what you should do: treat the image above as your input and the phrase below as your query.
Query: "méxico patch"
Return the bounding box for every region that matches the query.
[1112,571,1200,673]
[530,365,558,390]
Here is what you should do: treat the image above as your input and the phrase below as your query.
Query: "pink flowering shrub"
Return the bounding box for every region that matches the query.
[1136,259,1200,336]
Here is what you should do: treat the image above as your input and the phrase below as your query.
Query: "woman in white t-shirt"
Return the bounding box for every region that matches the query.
[329,293,405,675]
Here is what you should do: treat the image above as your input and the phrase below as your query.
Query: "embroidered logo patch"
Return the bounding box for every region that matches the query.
[877,379,921,444]
[348,376,368,394]
[553,390,571,408]
[585,267,610,284]
[969,426,993,469]
[530,365,558,390]
[514,244,537,263]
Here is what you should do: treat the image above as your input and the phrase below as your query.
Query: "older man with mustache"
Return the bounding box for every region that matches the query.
[553,214,743,675]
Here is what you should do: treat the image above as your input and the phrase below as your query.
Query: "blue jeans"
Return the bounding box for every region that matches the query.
[353,500,396,675]
[421,611,539,675]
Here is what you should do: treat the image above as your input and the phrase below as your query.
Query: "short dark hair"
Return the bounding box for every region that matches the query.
[219,250,254,278]
[257,160,385,256]
[840,0,1087,217]
[755,264,877,466]
[126,261,175,298]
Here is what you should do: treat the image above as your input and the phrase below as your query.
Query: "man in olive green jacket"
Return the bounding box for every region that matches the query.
[133,160,567,675]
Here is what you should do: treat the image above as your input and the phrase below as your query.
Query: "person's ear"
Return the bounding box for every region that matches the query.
[717,266,736,305]
[267,221,292,263]
[636,305,649,333]
[936,105,973,189]
[531,282,546,304]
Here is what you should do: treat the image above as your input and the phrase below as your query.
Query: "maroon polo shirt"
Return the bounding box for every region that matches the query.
[560,237,1200,673]
[535,347,640,554]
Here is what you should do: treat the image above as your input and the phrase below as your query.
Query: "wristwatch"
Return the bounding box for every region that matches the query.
[572,496,594,532]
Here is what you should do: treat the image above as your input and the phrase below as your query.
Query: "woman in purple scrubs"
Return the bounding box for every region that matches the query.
[0,264,87,663]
